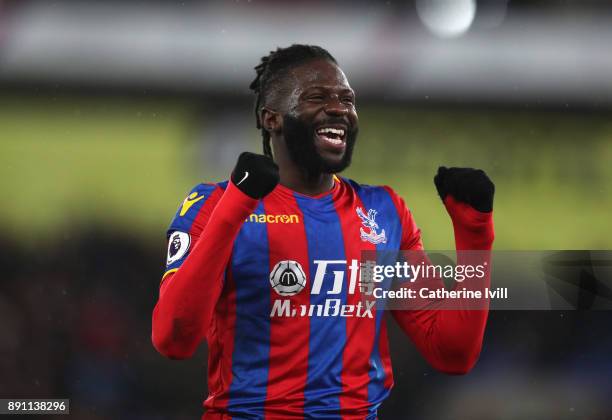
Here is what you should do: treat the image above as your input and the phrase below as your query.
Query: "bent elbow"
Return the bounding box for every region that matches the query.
[434,358,476,375]
[152,330,197,360]
[430,347,481,375]
[152,302,201,360]
[151,322,198,360]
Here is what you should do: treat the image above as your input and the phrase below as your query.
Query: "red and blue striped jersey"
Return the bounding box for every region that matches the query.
[161,176,423,419]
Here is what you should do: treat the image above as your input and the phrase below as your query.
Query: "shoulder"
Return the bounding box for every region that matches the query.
[340,177,416,222]
[167,180,229,235]
[184,181,223,197]
[186,180,229,196]
[340,177,407,205]
[177,180,228,214]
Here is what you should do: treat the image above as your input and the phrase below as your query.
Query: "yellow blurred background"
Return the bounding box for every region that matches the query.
[2,94,610,249]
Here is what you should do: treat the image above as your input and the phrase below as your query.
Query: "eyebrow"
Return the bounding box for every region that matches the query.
[301,86,355,95]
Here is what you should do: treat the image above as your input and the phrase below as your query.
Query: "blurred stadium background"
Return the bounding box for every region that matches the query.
[1,0,611,419]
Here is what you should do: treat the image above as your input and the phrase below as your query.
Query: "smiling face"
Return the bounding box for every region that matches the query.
[270,58,359,177]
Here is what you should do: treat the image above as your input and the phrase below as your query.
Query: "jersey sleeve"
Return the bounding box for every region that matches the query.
[152,179,259,359]
[382,186,423,251]
[383,186,493,375]
[162,183,224,283]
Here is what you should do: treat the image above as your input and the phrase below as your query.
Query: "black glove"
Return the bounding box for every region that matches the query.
[434,166,495,212]
[231,152,280,199]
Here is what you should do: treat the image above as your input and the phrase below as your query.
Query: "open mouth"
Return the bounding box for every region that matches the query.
[315,126,346,151]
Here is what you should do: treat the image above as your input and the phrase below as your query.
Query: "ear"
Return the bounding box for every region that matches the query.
[261,107,282,134]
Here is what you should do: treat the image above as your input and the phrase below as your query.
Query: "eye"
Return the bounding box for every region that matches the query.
[342,97,355,105]
[307,95,324,102]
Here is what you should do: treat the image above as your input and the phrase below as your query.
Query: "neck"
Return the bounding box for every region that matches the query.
[271,142,333,196]
[279,165,335,196]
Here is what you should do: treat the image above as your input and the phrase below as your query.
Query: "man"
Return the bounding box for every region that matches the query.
[152,44,494,419]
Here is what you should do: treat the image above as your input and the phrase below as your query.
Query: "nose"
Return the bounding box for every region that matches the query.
[324,95,349,116]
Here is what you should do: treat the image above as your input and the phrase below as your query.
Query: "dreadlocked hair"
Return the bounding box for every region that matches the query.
[249,44,337,158]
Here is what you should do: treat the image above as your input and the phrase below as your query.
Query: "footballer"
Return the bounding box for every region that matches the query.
[152,44,495,419]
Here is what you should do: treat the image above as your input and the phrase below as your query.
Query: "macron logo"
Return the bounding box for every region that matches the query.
[246,213,300,224]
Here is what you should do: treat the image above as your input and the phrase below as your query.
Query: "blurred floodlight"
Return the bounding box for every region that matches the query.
[475,0,508,29]
[416,0,476,38]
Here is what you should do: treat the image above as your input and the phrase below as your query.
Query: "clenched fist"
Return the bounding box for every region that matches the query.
[434,167,495,213]
[231,152,280,199]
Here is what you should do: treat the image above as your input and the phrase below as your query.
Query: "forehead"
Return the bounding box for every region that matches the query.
[286,59,351,91]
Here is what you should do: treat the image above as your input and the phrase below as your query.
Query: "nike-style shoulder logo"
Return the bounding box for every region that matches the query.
[180,192,205,216]
[236,171,249,186]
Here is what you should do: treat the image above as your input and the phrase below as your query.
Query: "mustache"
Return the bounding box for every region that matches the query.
[282,112,358,177]
[314,117,355,131]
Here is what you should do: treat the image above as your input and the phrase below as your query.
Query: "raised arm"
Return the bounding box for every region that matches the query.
[389,167,495,374]
[152,152,279,359]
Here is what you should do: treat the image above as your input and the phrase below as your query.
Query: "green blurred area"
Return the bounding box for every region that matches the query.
[1,94,610,249]
[351,107,612,250]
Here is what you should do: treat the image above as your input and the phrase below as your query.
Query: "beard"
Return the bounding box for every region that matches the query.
[282,114,358,180]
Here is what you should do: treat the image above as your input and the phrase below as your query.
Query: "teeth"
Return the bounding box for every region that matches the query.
[317,127,345,136]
